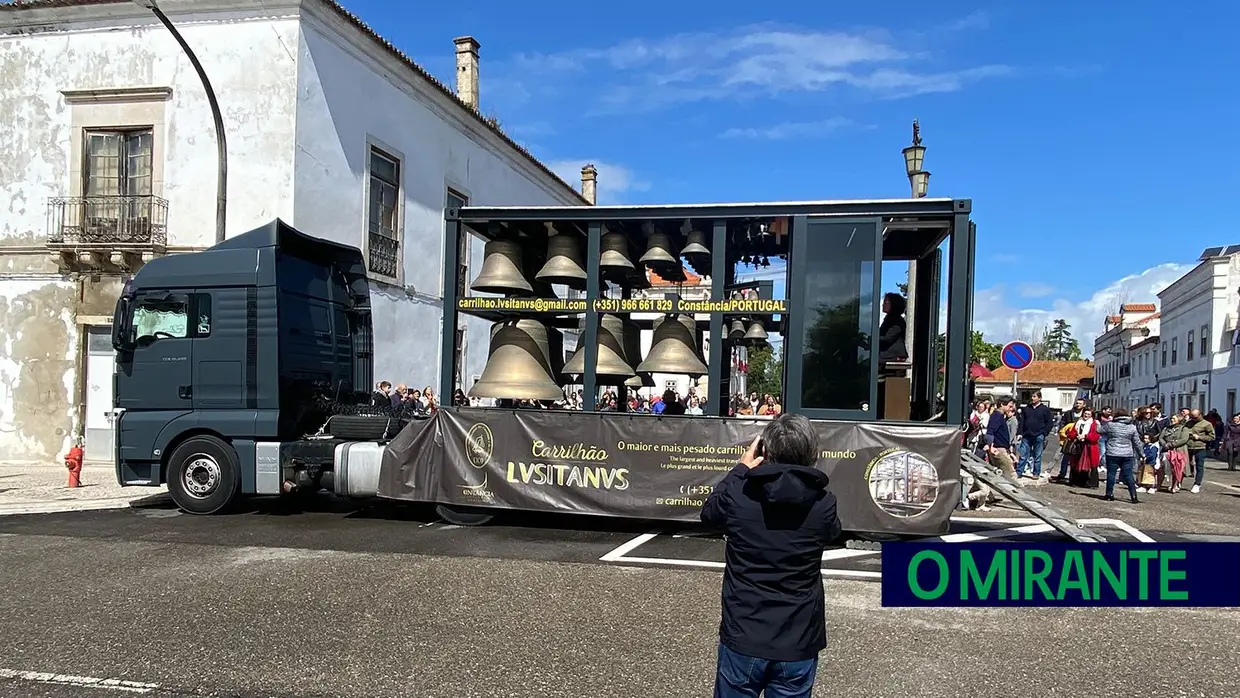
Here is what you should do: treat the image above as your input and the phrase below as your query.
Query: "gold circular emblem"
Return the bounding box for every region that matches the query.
[465,422,494,468]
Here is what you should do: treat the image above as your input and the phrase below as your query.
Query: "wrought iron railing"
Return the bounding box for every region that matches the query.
[47,195,169,249]
[368,231,399,279]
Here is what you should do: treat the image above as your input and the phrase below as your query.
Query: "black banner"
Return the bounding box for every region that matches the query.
[455,297,786,315]
[377,408,961,536]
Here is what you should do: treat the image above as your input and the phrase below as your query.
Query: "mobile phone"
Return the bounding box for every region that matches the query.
[754,438,765,458]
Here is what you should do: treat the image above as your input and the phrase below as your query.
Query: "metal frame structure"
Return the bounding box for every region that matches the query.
[441,198,976,426]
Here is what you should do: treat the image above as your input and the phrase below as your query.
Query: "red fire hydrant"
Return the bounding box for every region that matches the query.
[65,444,84,488]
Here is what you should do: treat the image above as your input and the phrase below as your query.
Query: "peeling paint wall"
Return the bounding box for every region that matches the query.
[0,10,302,461]
[291,12,581,391]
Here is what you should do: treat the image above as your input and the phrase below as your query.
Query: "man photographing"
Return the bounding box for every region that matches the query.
[701,413,843,697]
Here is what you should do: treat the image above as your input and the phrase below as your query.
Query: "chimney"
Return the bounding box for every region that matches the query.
[453,36,480,109]
[581,164,597,205]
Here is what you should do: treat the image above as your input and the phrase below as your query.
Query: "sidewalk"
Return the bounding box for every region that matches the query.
[0,464,167,516]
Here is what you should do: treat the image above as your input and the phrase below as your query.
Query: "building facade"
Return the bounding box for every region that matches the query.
[1155,249,1240,416]
[974,361,1094,411]
[0,0,584,462]
[1090,303,1159,410]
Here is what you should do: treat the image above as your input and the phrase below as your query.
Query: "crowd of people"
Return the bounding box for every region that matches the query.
[963,392,1237,506]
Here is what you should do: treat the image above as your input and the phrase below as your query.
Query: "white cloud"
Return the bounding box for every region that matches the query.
[971,263,1193,357]
[1017,282,1056,298]
[504,21,1008,113]
[719,117,860,140]
[545,159,651,205]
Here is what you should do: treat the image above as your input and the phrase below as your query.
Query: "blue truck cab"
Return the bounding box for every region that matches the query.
[109,219,375,513]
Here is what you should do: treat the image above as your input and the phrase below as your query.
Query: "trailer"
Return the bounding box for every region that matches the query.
[107,198,1105,542]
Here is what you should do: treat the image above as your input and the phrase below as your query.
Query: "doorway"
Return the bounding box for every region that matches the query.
[84,326,116,463]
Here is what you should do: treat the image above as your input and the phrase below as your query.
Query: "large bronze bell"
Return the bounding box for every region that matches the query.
[728,318,746,340]
[600,230,635,275]
[742,318,769,345]
[638,314,708,377]
[562,314,637,382]
[470,320,564,401]
[470,239,532,295]
[535,225,587,290]
[639,223,679,269]
[620,317,653,388]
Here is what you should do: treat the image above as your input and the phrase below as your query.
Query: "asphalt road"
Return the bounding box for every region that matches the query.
[1,459,1238,697]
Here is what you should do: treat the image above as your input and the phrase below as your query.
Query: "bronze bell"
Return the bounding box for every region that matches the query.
[600,230,635,275]
[638,314,708,377]
[681,228,710,267]
[562,314,637,382]
[620,317,653,388]
[535,225,587,290]
[470,320,564,401]
[742,318,769,345]
[639,222,679,269]
[470,239,533,295]
[728,318,746,340]
[626,372,656,388]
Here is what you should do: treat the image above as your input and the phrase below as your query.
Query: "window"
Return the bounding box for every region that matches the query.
[130,292,211,345]
[799,219,878,411]
[1171,336,1178,364]
[1201,324,1209,356]
[367,147,401,279]
[1188,330,1195,360]
[82,129,155,242]
[1162,343,1167,367]
[447,189,469,297]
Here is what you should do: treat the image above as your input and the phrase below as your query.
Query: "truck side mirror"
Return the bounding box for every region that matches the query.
[112,296,134,352]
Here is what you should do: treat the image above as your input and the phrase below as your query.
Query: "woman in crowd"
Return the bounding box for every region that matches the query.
[1157,413,1190,492]
[1065,406,1101,488]
[1098,408,1143,503]
[1133,406,1162,493]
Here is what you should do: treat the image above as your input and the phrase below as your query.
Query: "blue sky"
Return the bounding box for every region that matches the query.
[343,0,1239,354]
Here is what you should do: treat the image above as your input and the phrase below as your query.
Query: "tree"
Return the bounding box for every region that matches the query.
[746,343,784,399]
[933,330,1002,394]
[1010,319,1054,360]
[1044,318,1082,361]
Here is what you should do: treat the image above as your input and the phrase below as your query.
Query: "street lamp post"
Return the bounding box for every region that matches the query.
[132,0,228,243]
[901,120,930,380]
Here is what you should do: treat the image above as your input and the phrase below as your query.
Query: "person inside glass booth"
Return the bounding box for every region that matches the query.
[877,292,908,362]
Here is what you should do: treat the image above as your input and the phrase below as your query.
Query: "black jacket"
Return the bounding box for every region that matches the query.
[1018,403,1054,439]
[701,461,842,662]
[878,314,907,360]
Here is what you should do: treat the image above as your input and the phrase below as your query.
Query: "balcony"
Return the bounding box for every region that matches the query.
[368,231,399,280]
[47,195,168,272]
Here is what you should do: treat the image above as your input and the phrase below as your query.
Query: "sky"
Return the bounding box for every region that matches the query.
[342,0,1240,357]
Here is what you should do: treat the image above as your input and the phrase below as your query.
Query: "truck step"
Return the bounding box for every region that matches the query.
[960,451,1108,544]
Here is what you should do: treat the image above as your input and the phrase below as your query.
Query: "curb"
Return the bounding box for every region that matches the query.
[0,497,156,517]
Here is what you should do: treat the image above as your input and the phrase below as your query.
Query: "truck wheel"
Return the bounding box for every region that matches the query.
[436,504,494,526]
[327,415,406,440]
[166,435,242,515]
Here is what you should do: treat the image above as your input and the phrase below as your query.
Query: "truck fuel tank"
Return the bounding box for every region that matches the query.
[333,441,386,498]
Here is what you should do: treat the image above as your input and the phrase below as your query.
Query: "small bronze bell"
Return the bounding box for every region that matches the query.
[535,223,587,290]
[742,319,769,346]
[470,239,533,295]
[600,229,635,275]
[639,222,679,269]
[638,314,708,377]
[620,317,653,387]
[728,318,746,340]
[562,314,637,382]
[470,320,564,401]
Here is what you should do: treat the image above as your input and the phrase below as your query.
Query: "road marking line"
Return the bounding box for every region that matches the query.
[939,523,1053,542]
[821,548,880,561]
[0,668,159,693]
[603,555,882,579]
[599,532,658,562]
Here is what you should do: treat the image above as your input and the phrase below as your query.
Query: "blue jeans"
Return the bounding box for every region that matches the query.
[1018,434,1046,476]
[714,643,818,698]
[1105,455,1137,500]
[1192,449,1207,487]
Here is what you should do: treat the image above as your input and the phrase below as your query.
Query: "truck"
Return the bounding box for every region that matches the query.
[110,198,1102,542]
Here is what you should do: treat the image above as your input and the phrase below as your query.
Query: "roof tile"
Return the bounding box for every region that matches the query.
[1121,303,1157,312]
[976,360,1095,386]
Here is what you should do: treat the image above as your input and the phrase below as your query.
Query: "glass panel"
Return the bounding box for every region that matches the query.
[800,220,878,410]
[132,294,189,342]
[370,150,398,184]
[125,131,154,196]
[195,294,212,337]
[85,133,122,197]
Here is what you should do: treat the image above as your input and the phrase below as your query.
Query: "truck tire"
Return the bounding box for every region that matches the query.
[166,435,242,515]
[436,504,494,526]
[327,415,406,440]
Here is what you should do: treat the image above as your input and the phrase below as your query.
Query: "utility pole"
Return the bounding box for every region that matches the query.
[132,0,228,243]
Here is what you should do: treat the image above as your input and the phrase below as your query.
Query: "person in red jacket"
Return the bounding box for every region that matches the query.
[1065,407,1101,488]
